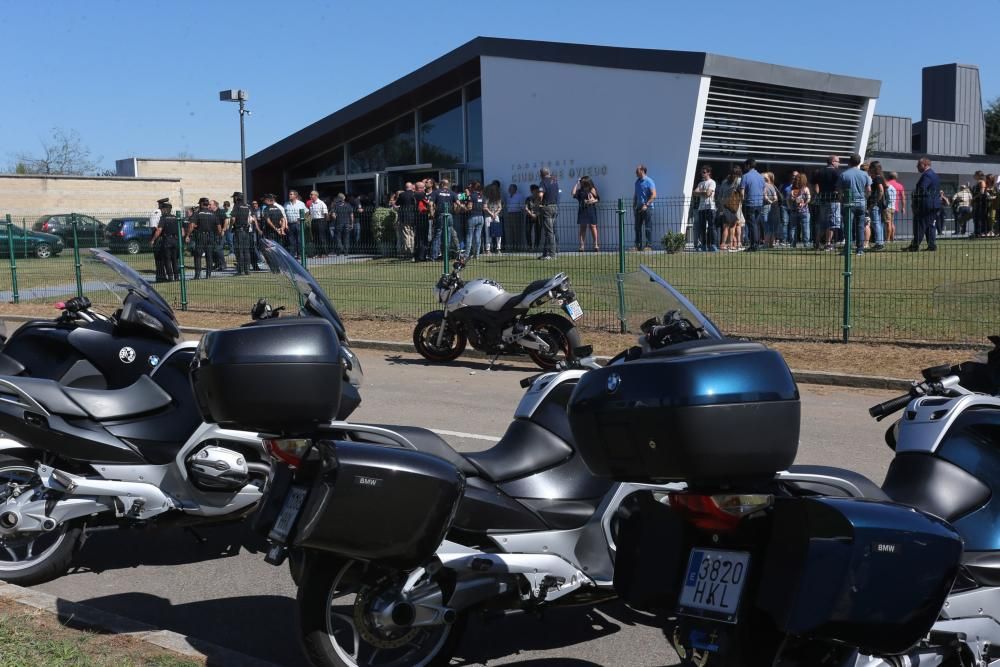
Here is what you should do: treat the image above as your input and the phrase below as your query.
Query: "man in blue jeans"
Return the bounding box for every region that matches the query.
[837,154,872,256]
[633,165,656,251]
[741,158,765,251]
[909,157,940,251]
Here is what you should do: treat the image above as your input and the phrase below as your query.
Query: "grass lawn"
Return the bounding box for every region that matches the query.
[1,239,998,343]
[0,598,201,667]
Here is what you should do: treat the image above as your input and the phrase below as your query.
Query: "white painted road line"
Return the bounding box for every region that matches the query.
[431,428,501,442]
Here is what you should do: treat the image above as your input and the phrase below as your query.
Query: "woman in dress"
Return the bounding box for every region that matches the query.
[572,175,600,251]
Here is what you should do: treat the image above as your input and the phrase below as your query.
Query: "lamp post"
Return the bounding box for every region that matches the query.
[219,89,249,196]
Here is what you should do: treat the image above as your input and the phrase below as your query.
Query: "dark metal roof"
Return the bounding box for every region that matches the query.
[248,37,881,172]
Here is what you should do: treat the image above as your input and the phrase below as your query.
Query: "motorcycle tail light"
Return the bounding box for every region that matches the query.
[668,493,772,532]
[264,438,312,468]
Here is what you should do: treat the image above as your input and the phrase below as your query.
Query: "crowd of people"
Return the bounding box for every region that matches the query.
[693,155,1000,255]
[145,157,1000,281]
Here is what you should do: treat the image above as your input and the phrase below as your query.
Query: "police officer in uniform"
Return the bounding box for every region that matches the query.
[230,192,254,275]
[151,198,168,282]
[185,197,221,279]
[150,198,179,281]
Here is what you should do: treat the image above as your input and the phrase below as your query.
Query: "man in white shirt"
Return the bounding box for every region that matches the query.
[285,190,308,260]
[504,184,526,252]
[694,165,717,251]
[307,190,329,256]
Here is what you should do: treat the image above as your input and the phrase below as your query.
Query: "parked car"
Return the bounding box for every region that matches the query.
[0,226,64,258]
[33,214,106,248]
[105,217,153,254]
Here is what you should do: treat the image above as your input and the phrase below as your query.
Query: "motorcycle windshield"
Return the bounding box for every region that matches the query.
[593,266,723,340]
[83,248,178,323]
[259,240,347,340]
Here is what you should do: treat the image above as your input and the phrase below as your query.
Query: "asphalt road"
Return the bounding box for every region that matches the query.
[33,349,901,666]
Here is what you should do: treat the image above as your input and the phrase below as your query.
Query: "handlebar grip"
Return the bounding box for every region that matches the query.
[869,392,913,419]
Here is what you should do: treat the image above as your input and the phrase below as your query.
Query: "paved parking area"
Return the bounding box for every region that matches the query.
[34,349,899,666]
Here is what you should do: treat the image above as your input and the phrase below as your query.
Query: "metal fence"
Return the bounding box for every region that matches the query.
[2,195,999,344]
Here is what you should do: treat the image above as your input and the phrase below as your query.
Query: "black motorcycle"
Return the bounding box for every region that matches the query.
[0,249,181,389]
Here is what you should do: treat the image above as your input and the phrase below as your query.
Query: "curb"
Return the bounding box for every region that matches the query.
[343,338,913,391]
[0,582,279,667]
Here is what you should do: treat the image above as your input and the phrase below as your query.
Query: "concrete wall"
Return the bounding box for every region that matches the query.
[133,159,241,206]
[480,55,705,210]
[0,159,242,220]
[0,174,181,219]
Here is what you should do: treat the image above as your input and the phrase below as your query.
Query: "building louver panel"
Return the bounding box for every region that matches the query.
[699,77,867,163]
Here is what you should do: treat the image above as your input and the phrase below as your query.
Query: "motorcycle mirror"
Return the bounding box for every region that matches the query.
[921,364,953,381]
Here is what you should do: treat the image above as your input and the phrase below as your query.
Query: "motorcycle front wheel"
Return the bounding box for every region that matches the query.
[0,453,82,586]
[524,313,582,370]
[298,556,464,667]
[412,311,467,362]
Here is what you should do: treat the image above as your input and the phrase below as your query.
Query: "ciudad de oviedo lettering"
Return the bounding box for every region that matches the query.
[510,158,609,184]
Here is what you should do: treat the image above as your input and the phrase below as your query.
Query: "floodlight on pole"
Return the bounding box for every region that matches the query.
[219,89,250,197]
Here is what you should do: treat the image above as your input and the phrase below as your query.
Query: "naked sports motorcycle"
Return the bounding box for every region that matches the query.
[0,241,361,585]
[412,257,583,370]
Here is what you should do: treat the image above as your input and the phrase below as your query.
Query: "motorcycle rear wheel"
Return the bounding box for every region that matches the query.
[413,312,467,362]
[298,556,464,667]
[0,453,82,586]
[524,314,582,370]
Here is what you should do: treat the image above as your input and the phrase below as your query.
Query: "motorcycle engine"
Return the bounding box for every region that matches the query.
[186,444,250,492]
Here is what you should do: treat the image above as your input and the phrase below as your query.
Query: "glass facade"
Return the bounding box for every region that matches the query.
[290,146,344,180]
[419,92,464,166]
[466,81,482,165]
[348,116,416,174]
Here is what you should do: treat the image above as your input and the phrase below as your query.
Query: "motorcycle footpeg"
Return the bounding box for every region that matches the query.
[264,543,289,566]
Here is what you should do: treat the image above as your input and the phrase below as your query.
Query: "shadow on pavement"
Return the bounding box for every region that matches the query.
[63,592,307,666]
[68,522,266,575]
[383,353,538,373]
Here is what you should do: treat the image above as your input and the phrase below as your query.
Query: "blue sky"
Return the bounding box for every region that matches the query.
[3,0,996,170]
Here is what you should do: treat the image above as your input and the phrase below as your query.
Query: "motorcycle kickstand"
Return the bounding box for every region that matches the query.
[487,352,502,371]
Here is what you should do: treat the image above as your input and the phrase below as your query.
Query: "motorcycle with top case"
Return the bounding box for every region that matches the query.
[0,241,362,585]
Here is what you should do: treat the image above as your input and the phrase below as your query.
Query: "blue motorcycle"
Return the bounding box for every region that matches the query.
[568,266,991,666]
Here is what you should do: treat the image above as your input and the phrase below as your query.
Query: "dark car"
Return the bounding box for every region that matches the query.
[105,217,154,254]
[33,214,106,248]
[0,226,64,258]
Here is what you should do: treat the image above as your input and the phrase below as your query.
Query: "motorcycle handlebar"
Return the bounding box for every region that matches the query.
[869,392,915,420]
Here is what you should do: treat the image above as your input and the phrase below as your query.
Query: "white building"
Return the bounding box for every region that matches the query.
[249,37,880,218]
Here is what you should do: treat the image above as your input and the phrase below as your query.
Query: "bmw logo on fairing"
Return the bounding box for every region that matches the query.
[119,347,136,364]
[607,373,621,393]
[148,355,160,367]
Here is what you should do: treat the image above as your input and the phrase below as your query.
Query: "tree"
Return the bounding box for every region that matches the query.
[986,97,1000,155]
[10,128,103,175]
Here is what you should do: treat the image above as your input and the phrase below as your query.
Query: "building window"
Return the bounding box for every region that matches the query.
[420,92,464,166]
[348,115,416,174]
[290,146,345,180]
[466,81,482,165]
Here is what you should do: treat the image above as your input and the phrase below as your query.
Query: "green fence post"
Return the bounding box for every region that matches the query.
[442,203,450,272]
[300,216,308,271]
[842,205,853,343]
[177,215,188,311]
[617,198,628,333]
[70,213,83,298]
[5,215,18,304]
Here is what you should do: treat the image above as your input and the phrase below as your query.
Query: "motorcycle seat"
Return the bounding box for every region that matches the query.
[62,375,172,420]
[351,424,481,477]
[464,418,573,482]
[502,278,554,311]
[0,376,89,417]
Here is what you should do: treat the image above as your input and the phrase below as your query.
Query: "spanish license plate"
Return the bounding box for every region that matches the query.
[564,300,584,320]
[677,548,750,623]
[269,485,307,543]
